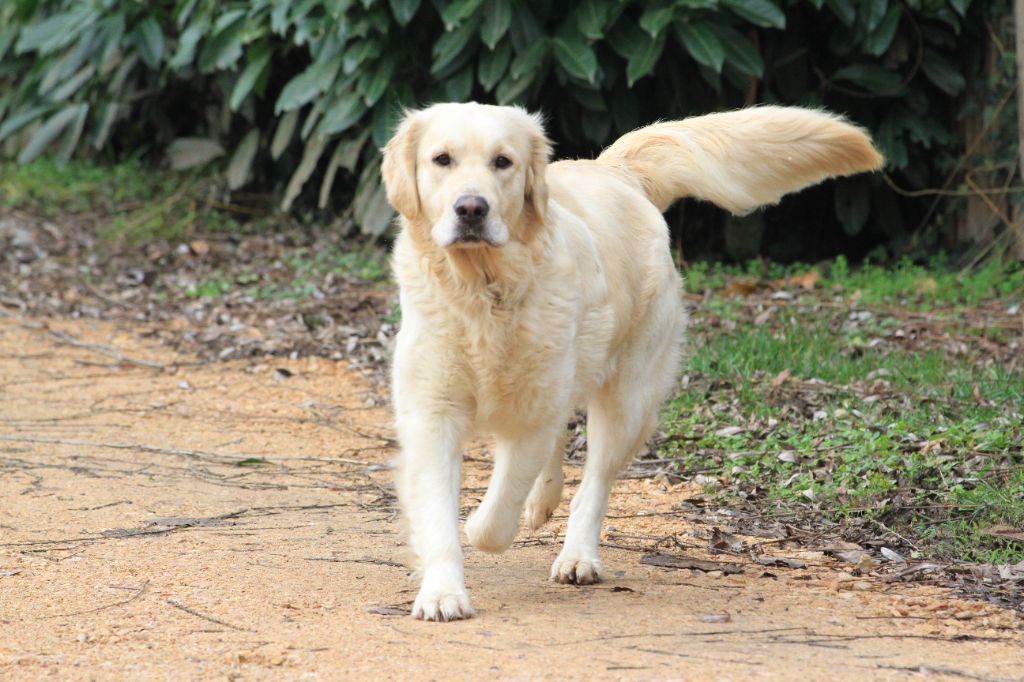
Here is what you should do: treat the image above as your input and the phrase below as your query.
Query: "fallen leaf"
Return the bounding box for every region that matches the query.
[828,549,867,564]
[787,270,820,290]
[714,425,745,437]
[881,547,906,562]
[884,563,945,582]
[640,554,743,575]
[770,368,791,386]
[980,525,1024,544]
[692,474,722,491]
[919,438,947,454]
[755,556,807,569]
[722,277,760,296]
[855,554,879,574]
[753,308,774,326]
[824,543,872,566]
[708,527,744,554]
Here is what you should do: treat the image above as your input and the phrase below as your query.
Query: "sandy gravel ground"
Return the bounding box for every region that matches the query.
[1,316,1021,681]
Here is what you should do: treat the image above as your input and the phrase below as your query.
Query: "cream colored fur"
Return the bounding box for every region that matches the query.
[382,102,882,621]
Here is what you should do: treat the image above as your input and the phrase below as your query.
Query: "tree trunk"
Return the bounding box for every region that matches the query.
[960,18,1003,250]
[1017,0,1024,184]
[1014,0,1024,257]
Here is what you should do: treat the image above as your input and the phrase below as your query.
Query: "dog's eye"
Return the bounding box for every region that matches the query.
[433,153,451,167]
[494,155,512,169]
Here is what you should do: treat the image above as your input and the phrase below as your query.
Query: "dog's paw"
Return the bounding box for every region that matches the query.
[524,474,563,530]
[411,585,473,622]
[524,498,556,531]
[551,553,604,585]
[465,504,518,554]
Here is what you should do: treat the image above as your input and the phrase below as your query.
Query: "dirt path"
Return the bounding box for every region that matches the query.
[1,316,1021,681]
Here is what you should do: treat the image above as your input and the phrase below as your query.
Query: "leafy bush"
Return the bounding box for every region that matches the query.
[0,0,1009,255]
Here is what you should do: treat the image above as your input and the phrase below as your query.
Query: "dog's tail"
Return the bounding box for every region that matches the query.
[596,106,883,214]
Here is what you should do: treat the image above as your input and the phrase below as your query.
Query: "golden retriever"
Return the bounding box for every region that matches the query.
[382,102,882,621]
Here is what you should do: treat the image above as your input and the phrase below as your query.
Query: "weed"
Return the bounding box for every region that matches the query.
[663,283,1024,563]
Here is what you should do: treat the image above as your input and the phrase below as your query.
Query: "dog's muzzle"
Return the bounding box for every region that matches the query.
[453,194,490,243]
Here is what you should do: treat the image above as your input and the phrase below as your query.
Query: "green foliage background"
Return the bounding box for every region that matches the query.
[0,0,1011,258]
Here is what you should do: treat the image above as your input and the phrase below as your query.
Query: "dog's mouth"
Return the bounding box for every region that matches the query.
[451,232,499,248]
[433,214,508,250]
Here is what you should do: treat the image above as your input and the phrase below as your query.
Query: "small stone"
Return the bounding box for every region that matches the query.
[700,613,730,624]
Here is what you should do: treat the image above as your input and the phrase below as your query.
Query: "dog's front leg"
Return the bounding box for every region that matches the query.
[397,415,472,621]
[465,424,564,554]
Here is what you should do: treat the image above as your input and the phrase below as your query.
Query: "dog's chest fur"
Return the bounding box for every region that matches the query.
[394,230,619,431]
[449,278,578,430]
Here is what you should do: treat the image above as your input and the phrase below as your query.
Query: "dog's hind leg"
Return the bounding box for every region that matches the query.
[552,306,684,585]
[466,424,565,553]
[523,434,566,530]
[551,385,657,585]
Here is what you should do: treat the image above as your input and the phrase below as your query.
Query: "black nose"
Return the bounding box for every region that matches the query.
[454,195,489,221]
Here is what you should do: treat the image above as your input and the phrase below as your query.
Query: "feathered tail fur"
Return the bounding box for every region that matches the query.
[596,106,884,214]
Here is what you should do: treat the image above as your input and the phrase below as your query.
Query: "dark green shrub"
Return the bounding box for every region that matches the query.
[0,0,1010,257]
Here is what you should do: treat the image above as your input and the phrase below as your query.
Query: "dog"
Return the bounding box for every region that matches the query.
[382,102,882,621]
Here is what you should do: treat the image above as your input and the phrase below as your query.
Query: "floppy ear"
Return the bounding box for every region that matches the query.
[381,110,422,220]
[524,115,552,223]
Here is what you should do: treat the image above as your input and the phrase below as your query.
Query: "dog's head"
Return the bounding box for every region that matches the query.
[382,102,551,250]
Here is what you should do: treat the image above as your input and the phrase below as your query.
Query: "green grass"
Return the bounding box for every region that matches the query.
[282,245,391,283]
[665,267,1024,564]
[0,157,170,214]
[684,255,1024,308]
[1,158,244,243]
